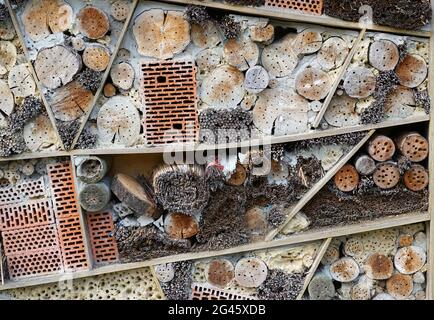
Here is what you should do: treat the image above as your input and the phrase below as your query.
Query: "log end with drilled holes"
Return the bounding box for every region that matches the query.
[403,165,429,192]
[206,259,235,288]
[368,135,396,162]
[373,162,400,189]
[396,132,429,162]
[334,164,359,192]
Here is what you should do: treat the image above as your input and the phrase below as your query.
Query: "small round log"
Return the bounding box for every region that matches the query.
[368,40,399,71]
[154,263,174,283]
[110,62,135,91]
[329,257,360,282]
[0,79,14,116]
[323,94,359,127]
[394,245,426,275]
[71,37,85,51]
[0,40,17,75]
[111,0,130,21]
[191,21,221,49]
[261,34,298,78]
[344,237,364,257]
[384,86,415,119]
[206,259,235,288]
[364,253,393,280]
[196,48,221,73]
[343,67,376,99]
[77,6,110,40]
[76,156,109,183]
[295,67,332,101]
[317,36,348,70]
[226,163,247,186]
[78,181,111,212]
[403,164,429,192]
[308,273,335,300]
[23,114,57,152]
[386,274,413,299]
[249,24,274,44]
[21,162,35,176]
[373,162,400,189]
[83,44,111,72]
[48,3,73,33]
[334,164,359,192]
[321,246,340,265]
[223,38,259,71]
[293,30,322,55]
[354,154,376,176]
[350,276,372,300]
[244,66,269,94]
[103,83,116,98]
[395,54,428,88]
[367,135,396,162]
[398,234,413,247]
[8,64,36,98]
[234,257,268,288]
[396,132,429,162]
[164,212,199,239]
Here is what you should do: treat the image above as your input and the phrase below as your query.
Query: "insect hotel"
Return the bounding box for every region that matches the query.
[0,0,432,300]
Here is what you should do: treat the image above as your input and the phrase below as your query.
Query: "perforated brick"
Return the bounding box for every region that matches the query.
[0,198,55,231]
[0,177,46,205]
[7,248,64,280]
[56,214,89,271]
[46,162,80,219]
[190,283,255,300]
[265,0,323,15]
[2,224,60,256]
[141,60,199,145]
[87,212,118,264]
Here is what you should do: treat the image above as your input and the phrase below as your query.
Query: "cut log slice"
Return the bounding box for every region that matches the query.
[398,234,413,247]
[49,81,93,121]
[330,257,360,282]
[293,30,322,55]
[111,173,158,218]
[110,62,134,91]
[48,3,73,33]
[0,40,17,75]
[83,44,111,72]
[200,65,245,109]
[223,38,259,71]
[133,9,190,59]
[253,88,308,135]
[324,94,359,127]
[396,55,427,88]
[0,80,14,116]
[273,112,309,136]
[373,293,395,300]
[368,135,396,162]
[196,48,221,73]
[78,182,111,212]
[111,0,130,21]
[0,19,15,41]
[334,164,359,192]
[295,67,332,101]
[226,163,247,186]
[164,212,199,239]
[373,162,400,189]
[103,83,116,97]
[154,263,174,283]
[249,24,274,44]
[206,259,235,288]
[343,67,376,99]
[394,246,426,274]
[234,257,268,288]
[368,40,399,71]
[23,114,57,151]
[245,207,267,235]
[261,34,298,78]
[403,164,429,192]
[344,237,364,257]
[21,162,35,176]
[191,21,221,49]
[308,273,335,300]
[8,64,36,98]
[321,246,340,265]
[354,154,376,176]
[22,0,51,42]
[364,253,393,280]
[386,274,413,299]
[34,45,81,89]
[396,132,429,162]
[317,37,348,71]
[77,6,110,40]
[350,276,371,300]
[385,86,415,119]
[76,156,109,183]
[244,65,269,94]
[97,96,140,146]
[71,37,85,52]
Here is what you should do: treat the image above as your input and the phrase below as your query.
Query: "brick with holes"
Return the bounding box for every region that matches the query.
[141,60,199,145]
[87,212,118,264]
[0,177,46,205]
[190,283,255,300]
[265,0,324,15]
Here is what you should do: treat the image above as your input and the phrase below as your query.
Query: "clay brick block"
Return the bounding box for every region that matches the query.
[0,198,55,231]
[2,224,60,256]
[265,0,324,15]
[190,283,255,300]
[7,248,64,280]
[56,214,89,272]
[46,162,80,219]
[141,60,199,145]
[87,212,118,264]
[0,177,46,205]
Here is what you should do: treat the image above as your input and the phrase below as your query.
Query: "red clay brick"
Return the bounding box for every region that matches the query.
[190,283,255,300]
[265,0,324,15]
[0,177,46,205]
[141,60,199,145]
[87,212,118,264]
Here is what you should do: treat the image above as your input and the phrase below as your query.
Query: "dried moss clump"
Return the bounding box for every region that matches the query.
[0,130,26,157]
[257,269,305,300]
[185,5,210,25]
[160,261,193,300]
[9,0,26,9]
[8,96,44,133]
[296,156,324,188]
[76,68,103,93]
[56,119,80,150]
[224,0,265,7]
[287,132,366,152]
[415,89,430,114]
[216,15,241,39]
[267,205,287,229]
[75,128,97,150]
[0,3,8,20]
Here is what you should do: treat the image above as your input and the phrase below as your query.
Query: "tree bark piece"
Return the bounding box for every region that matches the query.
[403,164,429,192]
[111,173,158,218]
[244,66,269,94]
[386,274,413,299]
[77,6,110,40]
[343,67,376,99]
[293,30,322,55]
[368,135,396,162]
[295,67,332,101]
[373,162,400,189]
[369,40,399,71]
[334,164,359,192]
[48,3,73,33]
[261,34,298,78]
[396,132,429,162]
[329,257,360,282]
[34,45,81,89]
[49,81,93,121]
[191,21,221,49]
[78,182,111,212]
[97,96,140,146]
[364,253,393,280]
[395,54,427,88]
[249,24,274,44]
[234,257,268,288]
[110,62,134,90]
[23,114,57,151]
[324,94,359,127]
[223,38,259,71]
[76,156,109,183]
[354,154,376,176]
[8,64,36,98]
[164,212,199,239]
[385,86,415,119]
[111,0,130,21]
[0,40,17,75]
[133,9,190,59]
[206,259,235,289]
[83,44,111,72]
[317,37,348,71]
[0,79,14,116]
